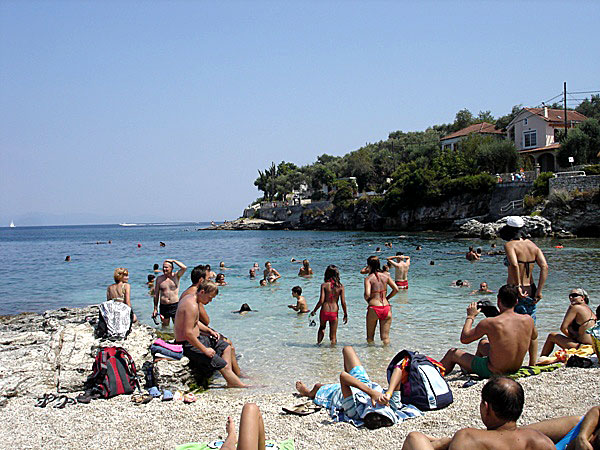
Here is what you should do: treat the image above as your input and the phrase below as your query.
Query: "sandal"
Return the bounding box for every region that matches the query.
[183,393,197,404]
[131,393,153,404]
[35,393,58,408]
[54,395,76,409]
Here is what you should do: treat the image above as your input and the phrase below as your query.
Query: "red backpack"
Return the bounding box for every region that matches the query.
[85,347,140,398]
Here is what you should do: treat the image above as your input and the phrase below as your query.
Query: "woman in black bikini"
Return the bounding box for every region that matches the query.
[364,256,398,346]
[540,288,597,357]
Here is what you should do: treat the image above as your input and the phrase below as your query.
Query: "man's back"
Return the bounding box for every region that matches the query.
[450,426,554,449]
[173,294,198,342]
[484,311,535,373]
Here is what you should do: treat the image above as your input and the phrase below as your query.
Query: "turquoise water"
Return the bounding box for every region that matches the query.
[1,224,599,392]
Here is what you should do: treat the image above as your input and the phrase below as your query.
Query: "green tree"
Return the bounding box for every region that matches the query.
[453,108,475,131]
[496,105,522,130]
[576,95,600,121]
[557,119,600,166]
[477,110,495,123]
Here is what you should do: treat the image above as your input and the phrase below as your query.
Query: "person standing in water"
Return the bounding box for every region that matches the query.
[298,259,313,277]
[263,261,281,283]
[310,265,348,345]
[500,216,548,366]
[153,259,187,326]
[386,252,410,289]
[364,256,398,345]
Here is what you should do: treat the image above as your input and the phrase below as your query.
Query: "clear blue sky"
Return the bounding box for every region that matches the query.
[1,0,599,225]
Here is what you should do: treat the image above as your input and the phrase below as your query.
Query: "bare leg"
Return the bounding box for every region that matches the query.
[476,338,490,357]
[529,327,538,366]
[222,403,266,450]
[401,431,436,450]
[329,319,338,346]
[229,344,242,377]
[366,308,378,344]
[317,319,326,345]
[220,346,247,388]
[295,381,322,399]
[523,415,580,443]
[439,348,475,375]
[540,332,579,357]
[379,312,392,346]
[161,315,170,327]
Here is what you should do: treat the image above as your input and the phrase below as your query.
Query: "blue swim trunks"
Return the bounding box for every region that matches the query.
[515,297,537,323]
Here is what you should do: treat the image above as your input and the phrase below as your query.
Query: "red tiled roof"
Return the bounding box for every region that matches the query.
[524,108,587,124]
[518,142,561,154]
[440,122,504,141]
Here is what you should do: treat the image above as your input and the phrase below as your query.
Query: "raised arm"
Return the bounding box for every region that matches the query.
[534,248,548,302]
[387,258,401,268]
[169,259,187,280]
[460,302,487,344]
[360,266,370,274]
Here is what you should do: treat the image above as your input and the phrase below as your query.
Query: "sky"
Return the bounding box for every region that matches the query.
[1,1,599,226]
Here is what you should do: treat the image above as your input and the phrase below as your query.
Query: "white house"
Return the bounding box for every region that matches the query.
[440,122,504,151]
[506,107,587,172]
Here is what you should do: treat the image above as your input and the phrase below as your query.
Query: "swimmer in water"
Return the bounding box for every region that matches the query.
[288,286,309,313]
[263,261,281,283]
[471,282,493,295]
[298,259,314,277]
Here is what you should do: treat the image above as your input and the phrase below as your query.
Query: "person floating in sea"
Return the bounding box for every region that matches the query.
[310,265,348,345]
[298,259,313,277]
[174,281,246,388]
[263,261,281,283]
[386,252,410,290]
[153,263,161,274]
[470,282,493,295]
[215,273,227,286]
[219,261,230,270]
[364,256,398,346]
[249,268,256,279]
[439,285,536,379]
[402,377,595,450]
[451,279,471,288]
[500,216,548,366]
[107,267,137,323]
[466,246,480,261]
[288,286,309,313]
[159,241,166,247]
[64,255,71,262]
[153,259,187,327]
[259,279,267,287]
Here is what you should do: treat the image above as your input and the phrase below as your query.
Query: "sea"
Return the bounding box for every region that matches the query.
[1,223,599,392]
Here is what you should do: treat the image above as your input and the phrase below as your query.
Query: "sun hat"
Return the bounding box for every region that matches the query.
[506,216,525,228]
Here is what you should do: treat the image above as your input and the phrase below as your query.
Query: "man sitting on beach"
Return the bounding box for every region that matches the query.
[439,284,536,378]
[153,259,187,326]
[402,378,557,449]
[386,252,410,289]
[174,281,246,388]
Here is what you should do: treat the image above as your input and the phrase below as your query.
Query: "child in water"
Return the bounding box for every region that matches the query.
[288,286,309,313]
[310,265,348,345]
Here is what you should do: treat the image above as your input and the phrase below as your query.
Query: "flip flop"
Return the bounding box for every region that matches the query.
[162,390,173,401]
[131,393,153,404]
[35,393,58,408]
[54,395,76,409]
[148,386,161,398]
[183,393,197,404]
[282,401,321,416]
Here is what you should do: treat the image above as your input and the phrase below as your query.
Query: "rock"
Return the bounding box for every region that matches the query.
[454,215,553,239]
[0,306,203,406]
[495,215,552,238]
[553,230,577,239]
[201,218,284,231]
[455,219,485,238]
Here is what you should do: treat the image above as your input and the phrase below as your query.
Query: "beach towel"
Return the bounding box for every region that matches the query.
[150,344,183,360]
[153,338,183,353]
[175,439,294,450]
[537,344,595,365]
[506,363,563,380]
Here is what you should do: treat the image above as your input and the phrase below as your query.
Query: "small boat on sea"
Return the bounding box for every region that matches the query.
[9,220,15,228]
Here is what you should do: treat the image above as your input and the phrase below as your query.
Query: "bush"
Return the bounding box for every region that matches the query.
[584,164,600,175]
[524,194,544,209]
[532,172,554,196]
[332,180,355,208]
[310,190,327,201]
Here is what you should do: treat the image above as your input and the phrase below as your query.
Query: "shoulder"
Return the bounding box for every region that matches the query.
[517,429,555,449]
[450,428,486,446]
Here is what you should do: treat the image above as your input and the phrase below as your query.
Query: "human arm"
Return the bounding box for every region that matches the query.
[384,366,402,402]
[124,284,131,308]
[504,244,521,287]
[288,304,299,311]
[360,266,370,274]
[386,275,399,300]
[574,406,600,450]
[387,258,401,268]
[168,259,187,280]
[198,303,210,326]
[271,268,281,281]
[363,277,371,301]
[153,277,161,317]
[339,371,387,406]
[460,302,486,344]
[106,286,111,301]
[559,306,578,337]
[340,286,348,324]
[534,249,548,302]
[311,284,326,316]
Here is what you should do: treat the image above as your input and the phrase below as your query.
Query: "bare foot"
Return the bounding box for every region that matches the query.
[222,416,237,450]
[295,381,310,397]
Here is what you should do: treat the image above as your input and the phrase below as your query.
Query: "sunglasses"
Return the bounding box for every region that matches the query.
[569,293,582,299]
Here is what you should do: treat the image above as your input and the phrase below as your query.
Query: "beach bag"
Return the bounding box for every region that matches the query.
[97,300,132,340]
[85,346,139,398]
[387,350,453,411]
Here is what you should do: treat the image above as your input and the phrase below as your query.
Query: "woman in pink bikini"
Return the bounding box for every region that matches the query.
[364,256,398,345]
[310,265,348,345]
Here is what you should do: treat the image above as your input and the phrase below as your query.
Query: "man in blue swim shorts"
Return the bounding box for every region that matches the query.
[439,285,537,378]
[402,378,598,450]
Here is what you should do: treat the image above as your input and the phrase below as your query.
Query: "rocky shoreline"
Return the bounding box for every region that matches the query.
[1,307,599,448]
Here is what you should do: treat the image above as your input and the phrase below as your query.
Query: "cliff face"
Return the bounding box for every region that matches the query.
[542,191,600,236]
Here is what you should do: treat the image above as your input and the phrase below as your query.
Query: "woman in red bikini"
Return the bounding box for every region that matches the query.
[310,265,348,345]
[364,256,398,345]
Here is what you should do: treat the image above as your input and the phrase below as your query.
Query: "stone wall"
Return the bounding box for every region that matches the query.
[549,175,600,194]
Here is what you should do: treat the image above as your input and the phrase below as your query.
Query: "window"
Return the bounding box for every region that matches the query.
[524,118,528,125]
[524,130,537,148]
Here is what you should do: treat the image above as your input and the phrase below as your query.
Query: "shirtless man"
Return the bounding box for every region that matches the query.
[180,265,242,377]
[263,261,281,283]
[288,286,309,313]
[471,282,493,295]
[402,377,553,450]
[387,252,410,289]
[153,259,187,326]
[466,246,480,261]
[174,281,246,388]
[500,216,548,365]
[439,284,536,378]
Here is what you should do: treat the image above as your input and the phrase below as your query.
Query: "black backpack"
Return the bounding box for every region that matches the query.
[386,350,453,411]
[85,346,140,398]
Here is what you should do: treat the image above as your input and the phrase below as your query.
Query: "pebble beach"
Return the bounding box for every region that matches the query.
[2,366,598,449]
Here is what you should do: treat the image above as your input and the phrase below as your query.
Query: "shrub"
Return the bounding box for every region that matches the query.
[584,164,600,175]
[310,190,327,201]
[532,172,554,197]
[524,194,544,209]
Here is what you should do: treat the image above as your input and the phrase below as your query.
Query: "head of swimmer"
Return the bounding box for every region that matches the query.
[219,261,225,269]
[480,282,488,291]
[163,260,174,275]
[265,261,271,270]
[366,256,381,274]
[195,281,218,304]
[302,259,310,269]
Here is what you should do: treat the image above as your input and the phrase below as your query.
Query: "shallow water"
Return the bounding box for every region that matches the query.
[1,224,599,392]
